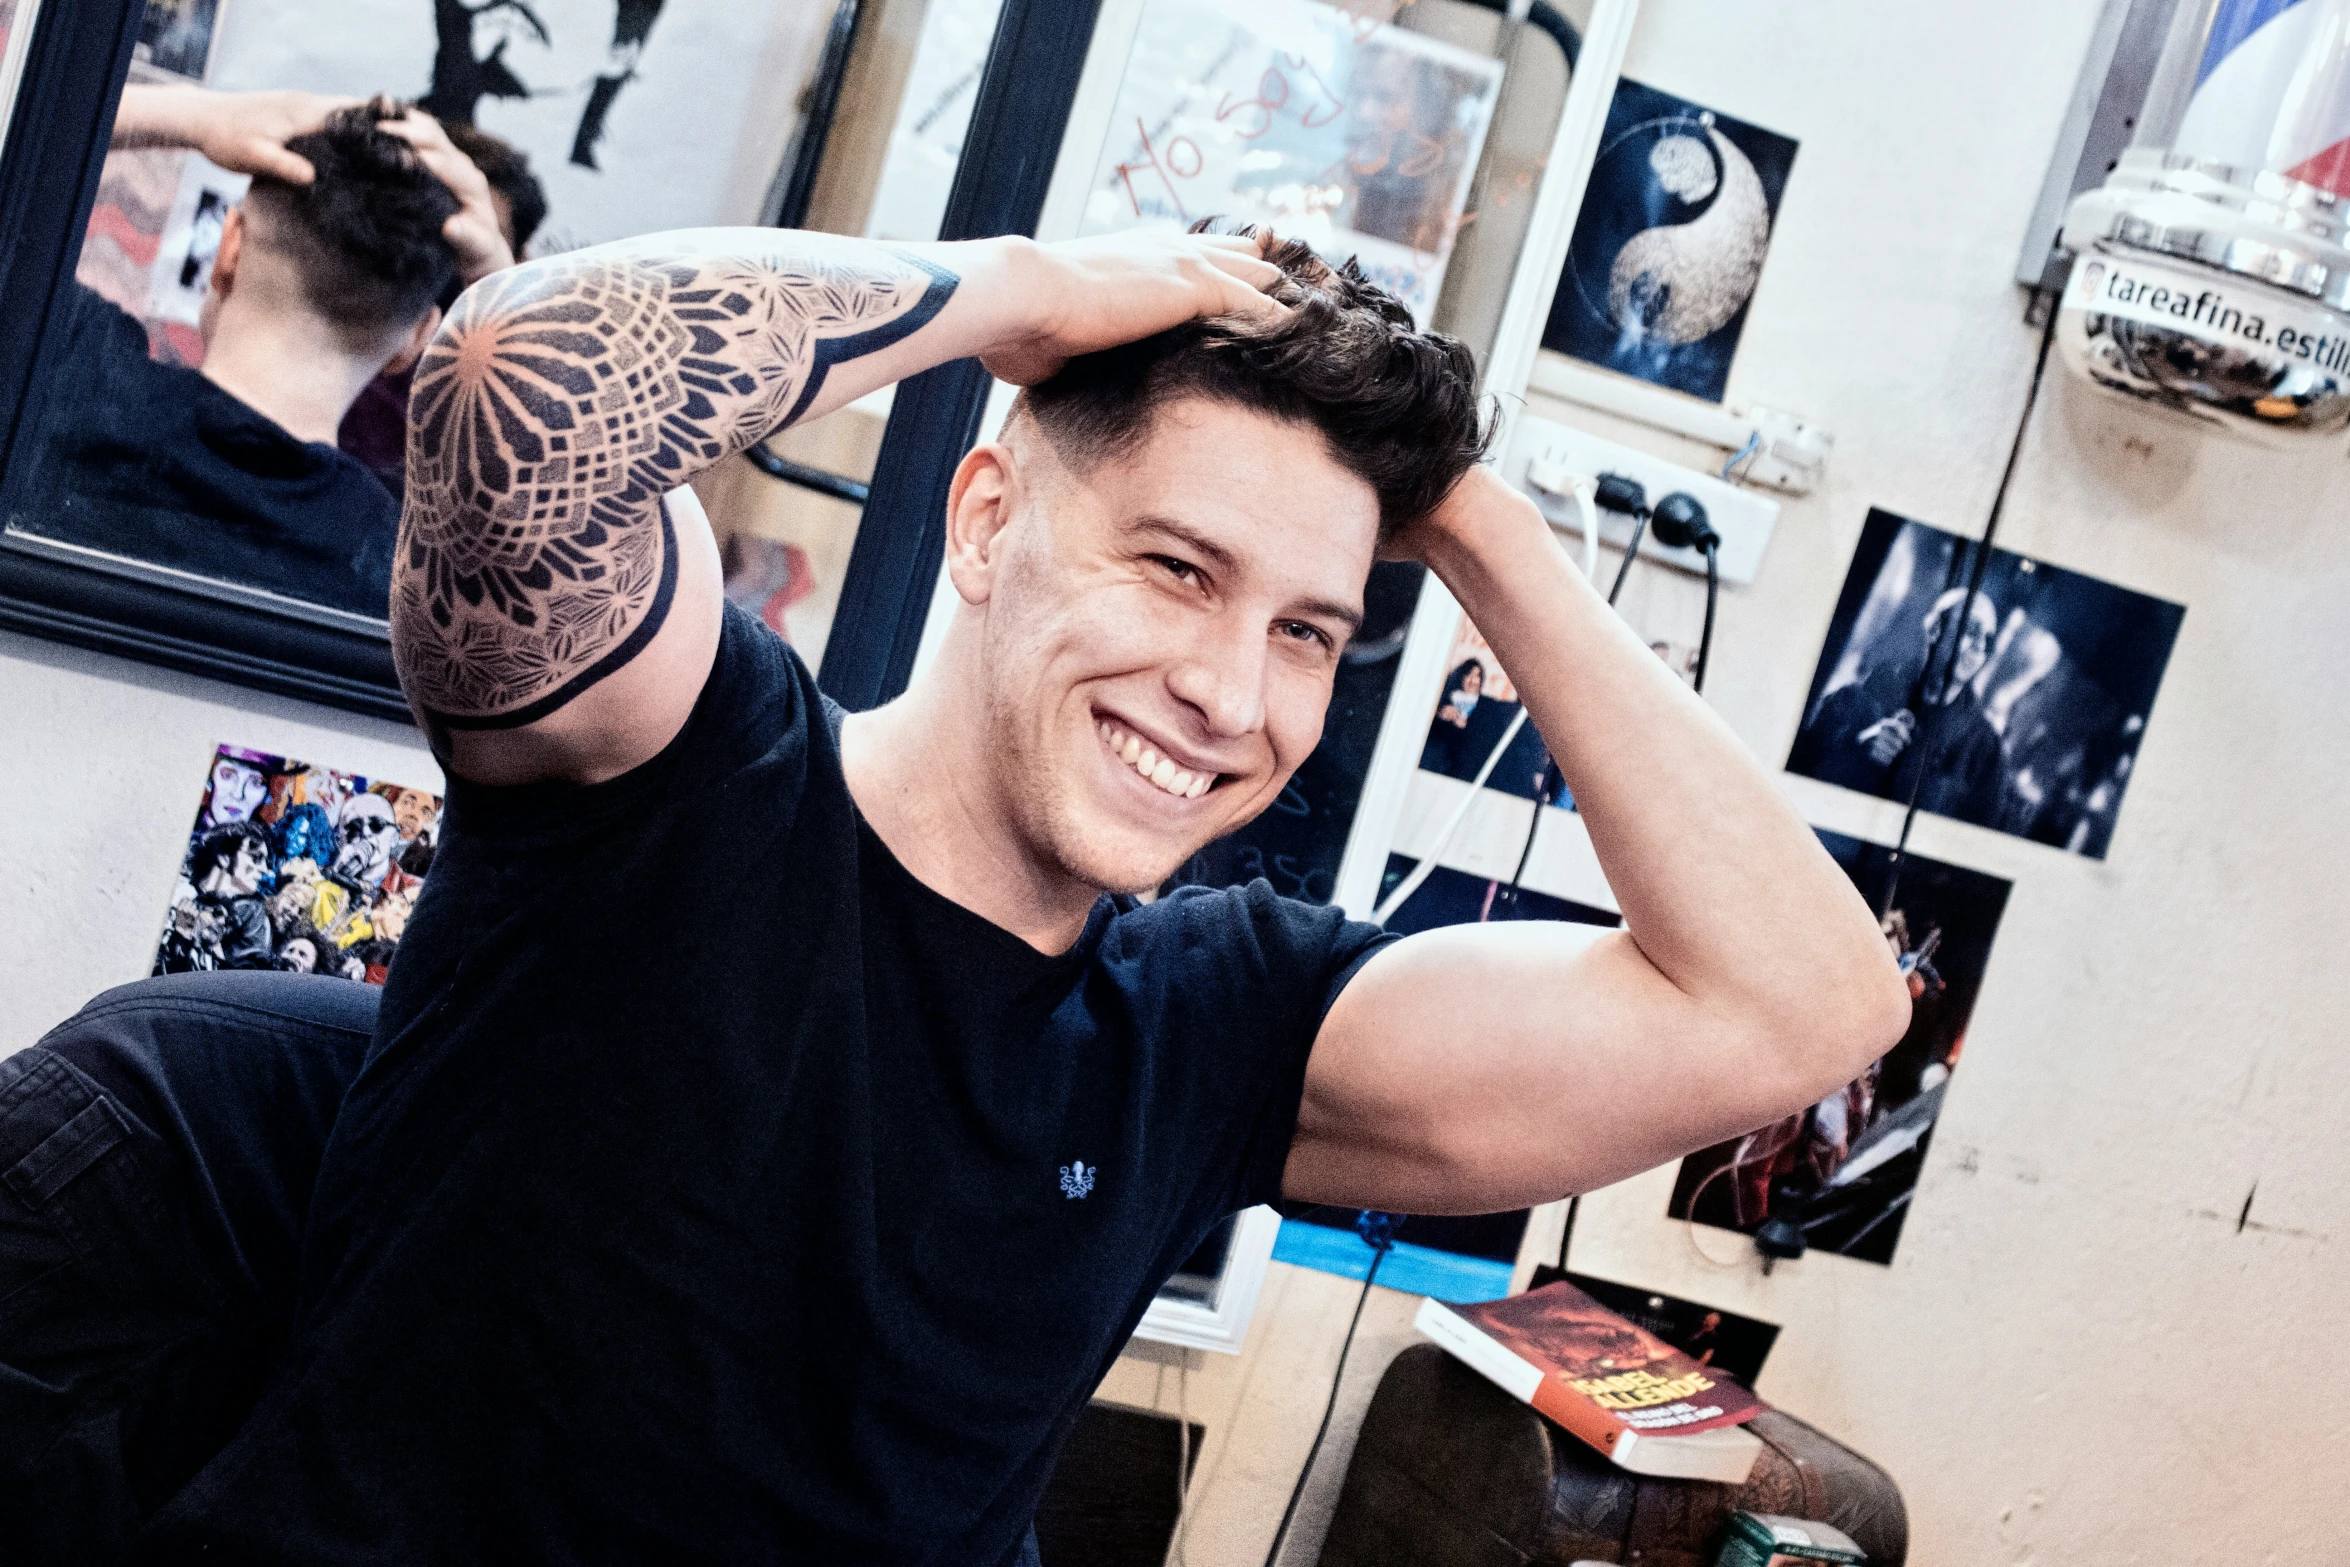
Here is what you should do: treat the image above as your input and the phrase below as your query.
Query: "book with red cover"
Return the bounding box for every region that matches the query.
[1415,1281,1768,1482]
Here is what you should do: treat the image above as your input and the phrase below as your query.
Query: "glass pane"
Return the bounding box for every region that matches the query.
[2,0,925,664]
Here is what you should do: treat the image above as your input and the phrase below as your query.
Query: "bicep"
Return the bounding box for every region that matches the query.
[391,237,954,784]
[1285,921,1809,1215]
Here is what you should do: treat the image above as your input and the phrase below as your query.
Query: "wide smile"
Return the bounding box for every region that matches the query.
[1096,716,1220,801]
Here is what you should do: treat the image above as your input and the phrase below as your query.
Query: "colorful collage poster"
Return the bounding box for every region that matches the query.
[154,746,442,985]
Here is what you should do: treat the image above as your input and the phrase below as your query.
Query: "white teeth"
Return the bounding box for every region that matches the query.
[1100,719,1218,798]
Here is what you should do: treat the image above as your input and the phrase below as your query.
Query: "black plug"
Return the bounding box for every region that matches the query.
[1593,472,1649,517]
[1648,491,1720,553]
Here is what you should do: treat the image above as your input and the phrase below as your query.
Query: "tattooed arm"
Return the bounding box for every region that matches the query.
[395,228,1281,785]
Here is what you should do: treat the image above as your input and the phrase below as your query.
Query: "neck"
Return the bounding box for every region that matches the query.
[841,642,1103,954]
[200,297,386,445]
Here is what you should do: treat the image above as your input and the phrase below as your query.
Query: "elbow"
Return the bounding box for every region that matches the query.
[1752,934,1913,1109]
[1814,940,1913,1087]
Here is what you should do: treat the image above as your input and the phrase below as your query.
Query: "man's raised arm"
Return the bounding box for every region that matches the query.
[1289,468,1914,1216]
[395,229,1281,784]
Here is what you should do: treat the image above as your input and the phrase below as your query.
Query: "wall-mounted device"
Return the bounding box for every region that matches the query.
[2049,0,2350,442]
[1504,414,1780,585]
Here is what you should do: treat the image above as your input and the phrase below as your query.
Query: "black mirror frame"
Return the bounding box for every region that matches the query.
[0,0,1104,725]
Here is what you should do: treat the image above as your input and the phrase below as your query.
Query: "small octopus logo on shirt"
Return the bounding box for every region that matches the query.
[1058,1161,1096,1200]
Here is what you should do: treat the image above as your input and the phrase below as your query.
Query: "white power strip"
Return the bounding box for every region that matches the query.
[1504,414,1781,586]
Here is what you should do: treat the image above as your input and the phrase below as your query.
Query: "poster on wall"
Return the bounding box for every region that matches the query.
[1666,829,2011,1266]
[1786,509,2185,859]
[154,745,443,984]
[1540,79,1798,404]
[1078,0,1502,326]
[1418,609,1700,806]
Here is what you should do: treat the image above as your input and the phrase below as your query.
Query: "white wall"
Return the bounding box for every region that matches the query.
[0,634,437,1057]
[1096,2,2349,1563]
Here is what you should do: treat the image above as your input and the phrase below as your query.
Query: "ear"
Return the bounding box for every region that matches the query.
[383,304,443,376]
[209,206,246,299]
[942,442,1018,606]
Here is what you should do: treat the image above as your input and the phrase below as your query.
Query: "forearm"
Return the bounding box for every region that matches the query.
[1420,474,1905,1079]
[109,85,207,151]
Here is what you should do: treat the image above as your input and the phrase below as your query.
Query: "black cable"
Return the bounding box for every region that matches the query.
[1262,1218,1393,1567]
[1453,0,1581,68]
[1605,506,1648,606]
[1692,540,1719,696]
[1877,300,2062,917]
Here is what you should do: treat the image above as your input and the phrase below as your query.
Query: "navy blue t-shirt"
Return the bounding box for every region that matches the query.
[16,286,398,618]
[144,604,1392,1564]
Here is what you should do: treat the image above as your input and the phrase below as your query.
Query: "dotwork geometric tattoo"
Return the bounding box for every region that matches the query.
[395,244,956,728]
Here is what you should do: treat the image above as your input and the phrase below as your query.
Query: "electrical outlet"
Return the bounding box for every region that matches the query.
[1504,414,1781,586]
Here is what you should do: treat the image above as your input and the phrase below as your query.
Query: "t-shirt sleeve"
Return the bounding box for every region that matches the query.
[437,600,813,850]
[1129,881,1396,1217]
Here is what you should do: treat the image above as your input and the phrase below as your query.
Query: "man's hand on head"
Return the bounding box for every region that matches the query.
[377,105,517,285]
[978,229,1288,386]
[113,85,359,183]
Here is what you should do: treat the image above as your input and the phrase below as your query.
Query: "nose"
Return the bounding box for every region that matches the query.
[1165,614,1268,742]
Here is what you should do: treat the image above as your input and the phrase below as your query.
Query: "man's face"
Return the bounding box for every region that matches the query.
[972,399,1379,894]
[330,797,400,887]
[1920,599,1996,702]
[207,757,267,826]
[391,789,437,841]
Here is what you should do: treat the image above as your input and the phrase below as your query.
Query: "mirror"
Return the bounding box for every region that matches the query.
[0,0,961,713]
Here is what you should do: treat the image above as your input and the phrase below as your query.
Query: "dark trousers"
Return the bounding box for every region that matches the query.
[0,975,371,1566]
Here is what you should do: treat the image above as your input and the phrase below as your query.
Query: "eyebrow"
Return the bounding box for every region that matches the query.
[1127,515,1365,638]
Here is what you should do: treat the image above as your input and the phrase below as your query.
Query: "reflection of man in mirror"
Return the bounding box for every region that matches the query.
[1792,587,2009,821]
[27,90,513,617]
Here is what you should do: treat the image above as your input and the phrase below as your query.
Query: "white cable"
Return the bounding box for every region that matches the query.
[1371,705,1530,927]
[1571,474,1600,586]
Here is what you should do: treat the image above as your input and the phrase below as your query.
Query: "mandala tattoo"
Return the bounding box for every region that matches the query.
[394,245,955,727]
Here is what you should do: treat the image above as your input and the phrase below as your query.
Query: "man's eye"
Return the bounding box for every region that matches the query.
[1278,620,1334,650]
[1150,555,1201,584]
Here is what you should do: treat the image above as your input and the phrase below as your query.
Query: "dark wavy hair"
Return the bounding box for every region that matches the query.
[245,101,460,349]
[1015,225,1492,540]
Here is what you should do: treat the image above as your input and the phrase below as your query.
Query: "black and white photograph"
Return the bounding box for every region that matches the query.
[1667,830,2011,1266]
[1419,611,1699,806]
[1375,855,1619,936]
[1787,509,2186,859]
[1540,79,1798,404]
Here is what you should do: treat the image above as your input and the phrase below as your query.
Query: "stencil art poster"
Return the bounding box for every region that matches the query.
[1667,830,2011,1265]
[155,746,442,985]
[1541,79,1797,403]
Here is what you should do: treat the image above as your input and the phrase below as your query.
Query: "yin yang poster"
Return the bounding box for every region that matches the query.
[1541,80,1798,404]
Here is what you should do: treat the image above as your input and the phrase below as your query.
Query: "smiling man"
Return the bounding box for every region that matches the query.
[141,227,1906,1563]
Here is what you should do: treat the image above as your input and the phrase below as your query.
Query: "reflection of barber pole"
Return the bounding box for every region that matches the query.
[2173,0,2350,191]
[2057,0,2350,442]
